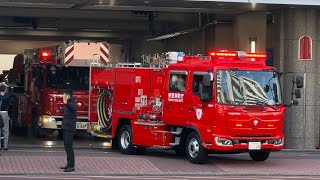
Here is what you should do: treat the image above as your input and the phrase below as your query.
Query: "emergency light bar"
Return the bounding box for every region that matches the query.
[38,49,54,63]
[209,50,267,60]
[209,52,238,57]
[41,51,50,57]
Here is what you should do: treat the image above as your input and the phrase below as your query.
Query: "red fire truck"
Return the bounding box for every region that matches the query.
[8,41,111,137]
[88,50,303,164]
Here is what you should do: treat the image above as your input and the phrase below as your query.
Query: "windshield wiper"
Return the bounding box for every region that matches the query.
[255,99,278,110]
[231,99,246,110]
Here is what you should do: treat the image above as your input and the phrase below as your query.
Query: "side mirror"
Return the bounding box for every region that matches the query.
[295,89,301,98]
[292,100,299,106]
[296,76,303,88]
[273,83,279,102]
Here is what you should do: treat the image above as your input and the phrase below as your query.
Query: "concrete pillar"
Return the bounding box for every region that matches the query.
[234,12,266,52]
[280,8,320,149]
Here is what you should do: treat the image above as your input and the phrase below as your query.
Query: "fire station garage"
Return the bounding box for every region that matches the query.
[0,0,319,150]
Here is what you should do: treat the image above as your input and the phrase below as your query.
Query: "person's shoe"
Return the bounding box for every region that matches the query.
[60,165,68,169]
[3,148,8,151]
[63,167,74,172]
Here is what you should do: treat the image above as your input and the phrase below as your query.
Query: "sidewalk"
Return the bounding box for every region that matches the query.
[1,148,320,176]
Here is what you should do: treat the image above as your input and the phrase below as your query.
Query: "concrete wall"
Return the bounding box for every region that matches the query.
[267,12,281,70]
[109,44,125,64]
[234,12,266,52]
[0,40,61,54]
[130,30,208,62]
[130,37,165,62]
[215,24,234,50]
[276,8,320,149]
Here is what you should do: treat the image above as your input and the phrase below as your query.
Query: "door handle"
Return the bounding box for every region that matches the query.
[121,102,128,105]
[188,107,195,111]
[165,105,171,109]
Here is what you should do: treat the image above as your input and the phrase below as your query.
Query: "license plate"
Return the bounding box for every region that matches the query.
[249,142,261,150]
[76,122,89,130]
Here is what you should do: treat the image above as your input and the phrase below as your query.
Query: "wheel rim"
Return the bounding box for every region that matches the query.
[188,137,200,158]
[120,131,130,149]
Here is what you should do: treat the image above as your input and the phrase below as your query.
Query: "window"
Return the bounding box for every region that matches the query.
[192,72,214,98]
[216,70,281,105]
[169,71,187,92]
[192,74,203,97]
[46,65,89,90]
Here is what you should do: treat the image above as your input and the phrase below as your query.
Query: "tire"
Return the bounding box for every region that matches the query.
[117,124,135,154]
[249,151,270,161]
[111,138,118,150]
[173,144,186,157]
[185,132,208,164]
[135,146,147,155]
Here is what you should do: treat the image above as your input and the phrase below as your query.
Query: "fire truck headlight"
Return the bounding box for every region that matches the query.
[149,114,157,120]
[42,117,49,124]
[41,116,56,124]
[273,138,283,146]
[215,137,233,146]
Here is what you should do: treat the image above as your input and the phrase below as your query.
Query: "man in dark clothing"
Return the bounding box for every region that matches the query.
[60,89,77,172]
[0,82,13,151]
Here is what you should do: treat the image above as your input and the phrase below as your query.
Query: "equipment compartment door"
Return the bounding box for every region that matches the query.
[113,70,135,113]
[163,70,189,126]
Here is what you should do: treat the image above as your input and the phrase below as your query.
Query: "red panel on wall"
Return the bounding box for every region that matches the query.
[299,35,312,60]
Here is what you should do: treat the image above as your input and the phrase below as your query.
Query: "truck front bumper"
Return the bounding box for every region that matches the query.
[38,115,89,130]
[202,134,284,152]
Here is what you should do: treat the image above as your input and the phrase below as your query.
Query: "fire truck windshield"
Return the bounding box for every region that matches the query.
[46,65,89,90]
[216,70,281,106]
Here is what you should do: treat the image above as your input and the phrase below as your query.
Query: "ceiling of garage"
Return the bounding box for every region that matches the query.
[0,0,267,12]
[0,0,272,38]
[0,0,295,44]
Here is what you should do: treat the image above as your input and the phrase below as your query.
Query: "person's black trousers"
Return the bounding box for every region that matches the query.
[63,129,75,168]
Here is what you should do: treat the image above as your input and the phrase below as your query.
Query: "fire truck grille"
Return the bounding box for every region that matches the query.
[233,139,272,145]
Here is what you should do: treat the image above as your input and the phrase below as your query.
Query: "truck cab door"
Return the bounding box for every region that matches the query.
[163,70,189,126]
[185,71,214,130]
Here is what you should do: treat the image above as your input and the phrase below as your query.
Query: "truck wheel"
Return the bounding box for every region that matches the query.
[249,151,270,161]
[117,124,135,154]
[185,132,208,164]
[135,146,147,155]
[111,138,118,150]
[173,144,186,156]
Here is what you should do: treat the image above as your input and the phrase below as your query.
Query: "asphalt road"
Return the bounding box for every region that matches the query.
[2,133,320,179]
[1,175,320,180]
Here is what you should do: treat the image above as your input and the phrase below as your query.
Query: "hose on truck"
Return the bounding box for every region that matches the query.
[96,90,112,131]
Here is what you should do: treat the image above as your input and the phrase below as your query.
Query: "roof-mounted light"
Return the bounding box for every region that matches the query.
[39,50,51,60]
[209,50,267,61]
[209,51,238,58]
[41,51,49,57]
[245,52,267,58]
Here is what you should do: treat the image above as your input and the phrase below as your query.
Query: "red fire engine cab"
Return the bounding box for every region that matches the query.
[8,41,111,137]
[88,50,303,164]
